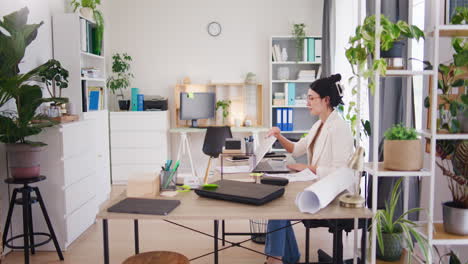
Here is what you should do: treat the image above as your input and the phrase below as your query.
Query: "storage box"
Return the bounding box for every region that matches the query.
[273,99,285,106]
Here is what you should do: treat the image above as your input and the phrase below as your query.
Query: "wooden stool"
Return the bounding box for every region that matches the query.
[123,251,189,264]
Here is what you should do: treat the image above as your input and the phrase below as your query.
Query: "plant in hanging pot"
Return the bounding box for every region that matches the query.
[107,53,134,111]
[215,100,231,125]
[374,178,429,262]
[383,124,423,171]
[345,15,424,94]
[0,8,59,179]
[71,0,104,55]
[435,140,468,235]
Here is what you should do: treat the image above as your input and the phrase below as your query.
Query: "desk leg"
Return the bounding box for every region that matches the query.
[361,219,368,264]
[103,219,109,264]
[353,218,358,264]
[134,219,139,254]
[222,220,225,246]
[214,220,219,264]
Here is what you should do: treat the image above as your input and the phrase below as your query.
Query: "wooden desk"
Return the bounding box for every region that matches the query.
[97,175,372,264]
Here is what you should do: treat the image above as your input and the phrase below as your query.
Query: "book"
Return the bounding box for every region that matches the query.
[274,45,282,62]
[88,86,103,110]
[81,81,88,112]
[80,19,87,52]
[272,46,277,61]
[315,38,322,63]
[307,38,315,62]
[131,88,139,111]
[287,83,296,106]
[303,38,308,61]
[316,66,322,79]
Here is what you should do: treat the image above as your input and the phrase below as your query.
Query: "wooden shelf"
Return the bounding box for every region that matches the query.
[427,25,468,37]
[364,162,432,177]
[418,223,468,245]
[376,250,409,264]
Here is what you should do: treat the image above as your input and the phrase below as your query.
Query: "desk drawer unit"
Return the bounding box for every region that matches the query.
[110,111,169,184]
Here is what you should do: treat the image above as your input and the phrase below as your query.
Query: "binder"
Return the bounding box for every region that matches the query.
[137,94,144,111]
[88,90,100,111]
[308,38,315,62]
[80,19,87,52]
[276,108,283,130]
[303,38,308,61]
[282,108,288,131]
[284,83,288,104]
[131,88,139,111]
[315,39,322,63]
[288,108,294,131]
[287,83,296,106]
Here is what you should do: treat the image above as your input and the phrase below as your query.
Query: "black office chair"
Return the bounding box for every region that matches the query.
[202,126,232,184]
[302,172,370,264]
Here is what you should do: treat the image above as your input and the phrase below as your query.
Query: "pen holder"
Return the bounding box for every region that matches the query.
[160,170,177,191]
[245,141,255,155]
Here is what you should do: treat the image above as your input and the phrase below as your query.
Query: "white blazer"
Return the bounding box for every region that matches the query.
[291,110,354,179]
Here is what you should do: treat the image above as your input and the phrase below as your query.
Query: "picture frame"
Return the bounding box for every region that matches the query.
[445,0,468,24]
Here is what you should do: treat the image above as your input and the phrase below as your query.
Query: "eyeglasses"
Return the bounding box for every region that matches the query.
[307,95,321,101]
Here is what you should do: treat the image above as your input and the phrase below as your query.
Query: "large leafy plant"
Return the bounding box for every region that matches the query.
[107,53,134,98]
[38,59,69,105]
[374,178,429,263]
[0,7,57,146]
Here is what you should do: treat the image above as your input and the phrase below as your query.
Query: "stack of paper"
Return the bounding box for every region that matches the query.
[266,168,317,182]
[297,70,316,81]
[295,168,355,214]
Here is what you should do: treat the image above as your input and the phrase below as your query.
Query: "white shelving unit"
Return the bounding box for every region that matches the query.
[359,0,468,263]
[269,35,321,151]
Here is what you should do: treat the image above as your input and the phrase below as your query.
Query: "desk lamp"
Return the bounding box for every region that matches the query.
[339,146,366,208]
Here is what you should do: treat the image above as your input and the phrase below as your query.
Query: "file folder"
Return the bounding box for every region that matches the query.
[288,108,293,131]
[282,108,288,131]
[276,108,283,130]
[288,83,296,106]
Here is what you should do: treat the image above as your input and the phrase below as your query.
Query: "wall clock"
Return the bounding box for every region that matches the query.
[207,21,222,37]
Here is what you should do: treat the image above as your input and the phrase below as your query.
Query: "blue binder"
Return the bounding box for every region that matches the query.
[288,108,293,131]
[131,88,139,111]
[276,108,283,130]
[282,108,288,131]
[88,90,99,111]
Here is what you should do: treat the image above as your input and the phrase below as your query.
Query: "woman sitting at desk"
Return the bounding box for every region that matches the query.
[264,74,353,264]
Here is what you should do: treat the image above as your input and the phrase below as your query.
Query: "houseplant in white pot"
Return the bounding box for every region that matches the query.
[374,178,429,262]
[435,140,468,235]
[383,124,423,171]
[0,8,59,178]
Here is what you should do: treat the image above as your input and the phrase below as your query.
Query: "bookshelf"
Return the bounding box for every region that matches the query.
[269,36,322,151]
[52,13,107,115]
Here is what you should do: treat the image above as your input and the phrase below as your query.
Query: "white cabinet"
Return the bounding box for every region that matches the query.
[110,111,170,184]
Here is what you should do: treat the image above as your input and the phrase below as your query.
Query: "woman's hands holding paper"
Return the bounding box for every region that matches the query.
[267,127,281,138]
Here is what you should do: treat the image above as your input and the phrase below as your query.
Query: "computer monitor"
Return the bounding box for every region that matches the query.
[180,92,216,127]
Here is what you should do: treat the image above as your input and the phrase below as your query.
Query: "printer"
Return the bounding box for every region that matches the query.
[143,96,168,111]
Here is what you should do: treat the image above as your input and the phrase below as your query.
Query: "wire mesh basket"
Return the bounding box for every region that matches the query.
[249,219,268,244]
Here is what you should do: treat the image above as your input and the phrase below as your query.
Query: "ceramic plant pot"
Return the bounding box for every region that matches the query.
[118,100,130,111]
[79,7,93,20]
[376,232,403,262]
[6,144,44,179]
[443,201,468,235]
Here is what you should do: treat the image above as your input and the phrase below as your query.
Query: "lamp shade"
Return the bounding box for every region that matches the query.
[347,146,364,171]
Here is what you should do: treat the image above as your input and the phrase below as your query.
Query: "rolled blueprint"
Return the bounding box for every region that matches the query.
[295,167,355,214]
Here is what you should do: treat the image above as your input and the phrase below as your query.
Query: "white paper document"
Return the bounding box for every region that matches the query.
[266,168,317,182]
[295,168,355,214]
[216,165,251,174]
[253,136,278,167]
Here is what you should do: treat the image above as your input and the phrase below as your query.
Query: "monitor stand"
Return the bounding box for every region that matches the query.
[190,119,199,128]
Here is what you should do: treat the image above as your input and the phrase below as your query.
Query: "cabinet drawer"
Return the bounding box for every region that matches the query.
[111,148,167,164]
[65,197,97,247]
[62,121,95,159]
[111,164,160,184]
[63,152,96,187]
[110,112,168,131]
[64,174,96,216]
[111,131,168,148]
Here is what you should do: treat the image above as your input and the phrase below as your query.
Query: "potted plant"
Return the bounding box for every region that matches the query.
[292,23,306,62]
[345,15,424,93]
[439,250,464,264]
[435,140,468,235]
[215,100,231,125]
[37,59,71,119]
[0,7,58,178]
[71,0,104,55]
[374,178,429,262]
[383,124,423,171]
[107,53,134,111]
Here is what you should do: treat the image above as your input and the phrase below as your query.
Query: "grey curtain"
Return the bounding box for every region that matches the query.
[321,0,333,78]
[366,0,420,220]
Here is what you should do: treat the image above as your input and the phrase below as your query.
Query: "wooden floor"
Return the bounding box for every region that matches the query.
[2,186,360,264]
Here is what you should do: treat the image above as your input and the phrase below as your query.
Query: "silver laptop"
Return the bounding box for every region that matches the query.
[251,137,291,174]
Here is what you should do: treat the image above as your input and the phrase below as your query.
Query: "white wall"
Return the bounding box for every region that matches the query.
[103,0,323,177]
[0,0,67,254]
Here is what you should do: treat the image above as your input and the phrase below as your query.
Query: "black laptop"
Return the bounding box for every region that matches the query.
[194,180,285,205]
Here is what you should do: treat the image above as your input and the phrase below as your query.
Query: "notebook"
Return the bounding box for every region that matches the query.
[107,198,180,215]
[194,180,285,205]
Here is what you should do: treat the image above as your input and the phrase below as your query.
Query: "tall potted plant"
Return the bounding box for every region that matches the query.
[383,124,423,171]
[0,8,59,178]
[107,53,134,111]
[435,140,468,235]
[71,0,104,55]
[374,178,429,262]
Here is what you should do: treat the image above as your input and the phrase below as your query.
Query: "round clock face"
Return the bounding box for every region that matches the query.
[207,22,222,37]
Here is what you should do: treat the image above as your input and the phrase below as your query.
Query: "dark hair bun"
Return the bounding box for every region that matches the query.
[328,74,341,83]
[309,73,344,108]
